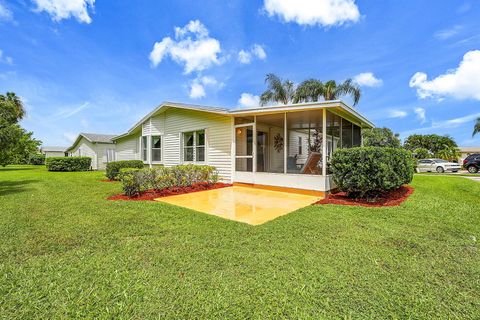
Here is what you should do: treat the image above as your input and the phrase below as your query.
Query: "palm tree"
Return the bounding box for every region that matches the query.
[260,73,296,106]
[473,117,480,137]
[293,79,324,103]
[0,92,25,128]
[322,79,361,106]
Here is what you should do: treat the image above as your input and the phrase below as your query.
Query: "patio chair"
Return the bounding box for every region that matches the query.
[300,152,322,174]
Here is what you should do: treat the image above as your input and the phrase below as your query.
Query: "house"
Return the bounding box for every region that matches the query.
[40,146,67,158]
[458,146,480,163]
[66,133,117,170]
[113,100,374,194]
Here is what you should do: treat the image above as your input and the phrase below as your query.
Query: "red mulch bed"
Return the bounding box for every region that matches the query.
[107,182,232,201]
[315,186,414,207]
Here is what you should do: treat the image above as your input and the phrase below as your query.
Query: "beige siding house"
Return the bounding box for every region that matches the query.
[113,101,374,193]
[40,146,67,158]
[66,133,117,170]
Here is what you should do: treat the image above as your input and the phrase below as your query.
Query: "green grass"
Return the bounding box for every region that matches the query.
[1,165,479,319]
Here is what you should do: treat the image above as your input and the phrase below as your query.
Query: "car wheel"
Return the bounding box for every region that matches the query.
[436,166,444,173]
[452,170,458,173]
[468,166,479,173]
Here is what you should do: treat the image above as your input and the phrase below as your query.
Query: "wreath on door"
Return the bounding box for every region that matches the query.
[274,133,284,153]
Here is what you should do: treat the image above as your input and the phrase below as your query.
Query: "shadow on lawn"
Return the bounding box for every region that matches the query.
[0,180,39,196]
[0,166,37,172]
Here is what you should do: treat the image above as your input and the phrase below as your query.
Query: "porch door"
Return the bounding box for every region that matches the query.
[256,131,267,172]
[235,124,253,172]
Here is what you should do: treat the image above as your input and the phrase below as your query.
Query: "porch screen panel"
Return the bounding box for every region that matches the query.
[353,124,361,146]
[286,110,324,175]
[256,113,285,173]
[341,119,353,148]
[235,126,253,172]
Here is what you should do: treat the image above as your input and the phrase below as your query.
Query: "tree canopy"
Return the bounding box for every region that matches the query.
[361,127,401,148]
[404,134,459,161]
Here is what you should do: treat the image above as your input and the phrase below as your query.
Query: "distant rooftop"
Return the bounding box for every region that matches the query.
[41,146,67,152]
[80,133,117,143]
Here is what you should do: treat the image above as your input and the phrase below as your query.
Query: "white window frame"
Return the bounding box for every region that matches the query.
[151,135,162,163]
[182,129,206,163]
[141,136,148,163]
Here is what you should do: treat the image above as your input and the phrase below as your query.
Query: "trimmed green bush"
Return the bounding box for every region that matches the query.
[119,164,220,196]
[45,157,91,172]
[105,160,144,180]
[330,147,414,198]
[28,153,45,165]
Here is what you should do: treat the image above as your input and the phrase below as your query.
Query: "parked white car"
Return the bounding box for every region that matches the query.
[416,158,461,173]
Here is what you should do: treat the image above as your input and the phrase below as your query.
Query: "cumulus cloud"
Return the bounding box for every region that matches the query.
[0,2,13,21]
[149,20,222,74]
[414,107,426,124]
[388,110,408,119]
[238,93,260,108]
[353,72,382,87]
[263,0,360,27]
[189,76,223,99]
[410,50,480,101]
[0,49,13,65]
[32,0,95,23]
[434,25,462,40]
[238,44,267,64]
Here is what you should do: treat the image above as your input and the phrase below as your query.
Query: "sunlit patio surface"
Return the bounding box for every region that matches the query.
[154,186,322,225]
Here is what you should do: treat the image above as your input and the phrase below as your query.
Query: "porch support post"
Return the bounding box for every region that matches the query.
[322,108,327,176]
[284,112,287,174]
[253,115,257,173]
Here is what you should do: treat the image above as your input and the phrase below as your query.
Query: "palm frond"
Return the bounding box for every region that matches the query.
[473,117,480,137]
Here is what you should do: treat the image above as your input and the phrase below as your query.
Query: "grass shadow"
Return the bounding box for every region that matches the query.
[0,179,39,196]
[0,167,38,172]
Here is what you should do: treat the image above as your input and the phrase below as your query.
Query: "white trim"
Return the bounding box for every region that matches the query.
[322,108,327,176]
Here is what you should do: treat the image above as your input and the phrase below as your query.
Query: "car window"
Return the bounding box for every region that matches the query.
[434,159,448,163]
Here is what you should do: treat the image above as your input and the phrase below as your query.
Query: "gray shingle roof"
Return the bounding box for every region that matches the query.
[80,133,116,143]
[41,146,67,152]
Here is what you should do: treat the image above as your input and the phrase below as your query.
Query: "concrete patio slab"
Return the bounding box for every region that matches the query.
[154,186,322,225]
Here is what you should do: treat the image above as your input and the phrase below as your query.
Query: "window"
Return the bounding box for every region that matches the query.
[141,136,147,161]
[151,136,161,162]
[183,130,205,162]
[298,137,302,155]
[104,149,115,163]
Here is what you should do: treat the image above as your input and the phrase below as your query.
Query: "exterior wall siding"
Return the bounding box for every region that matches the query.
[44,151,66,158]
[115,133,140,161]
[69,138,98,169]
[95,142,116,170]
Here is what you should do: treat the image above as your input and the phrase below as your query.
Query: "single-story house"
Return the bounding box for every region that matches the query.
[66,133,117,170]
[112,100,374,194]
[40,146,68,158]
[458,146,480,163]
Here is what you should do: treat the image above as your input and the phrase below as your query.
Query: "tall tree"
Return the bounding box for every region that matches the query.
[404,134,459,161]
[322,79,361,106]
[260,73,296,106]
[473,117,480,137]
[0,92,25,128]
[362,127,401,148]
[294,79,324,103]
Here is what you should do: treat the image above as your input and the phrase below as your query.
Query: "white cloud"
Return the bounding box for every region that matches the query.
[0,49,13,65]
[401,112,480,136]
[263,0,360,27]
[0,2,13,21]
[414,107,426,124]
[434,25,462,40]
[410,50,480,101]
[149,20,222,74]
[353,72,382,87]
[32,0,95,24]
[238,44,267,64]
[388,110,408,119]
[189,76,223,99]
[238,93,260,108]
[54,102,90,119]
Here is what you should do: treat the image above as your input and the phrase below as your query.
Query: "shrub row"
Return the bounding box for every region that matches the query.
[29,153,45,165]
[105,160,144,180]
[46,157,92,172]
[119,164,220,197]
[330,147,414,199]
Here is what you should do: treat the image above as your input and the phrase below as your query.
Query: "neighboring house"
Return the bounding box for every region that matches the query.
[458,146,480,163]
[40,146,67,158]
[113,100,374,193]
[66,133,117,170]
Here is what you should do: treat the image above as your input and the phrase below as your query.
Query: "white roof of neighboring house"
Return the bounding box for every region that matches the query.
[66,133,116,152]
[41,146,67,152]
[113,100,374,141]
[459,146,480,153]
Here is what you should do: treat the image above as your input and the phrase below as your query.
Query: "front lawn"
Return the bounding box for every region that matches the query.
[1,166,479,319]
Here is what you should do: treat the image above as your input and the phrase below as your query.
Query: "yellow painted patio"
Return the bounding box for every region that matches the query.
[154,186,321,225]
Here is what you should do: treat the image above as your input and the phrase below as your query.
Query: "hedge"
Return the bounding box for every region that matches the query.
[119,164,219,197]
[29,153,45,165]
[105,160,144,180]
[330,147,414,198]
[45,157,92,172]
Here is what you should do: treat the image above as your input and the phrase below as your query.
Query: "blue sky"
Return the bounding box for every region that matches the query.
[1,0,480,147]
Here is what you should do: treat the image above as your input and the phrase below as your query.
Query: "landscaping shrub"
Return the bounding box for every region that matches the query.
[105,160,144,180]
[45,157,91,172]
[28,153,45,165]
[330,147,414,199]
[119,164,220,196]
